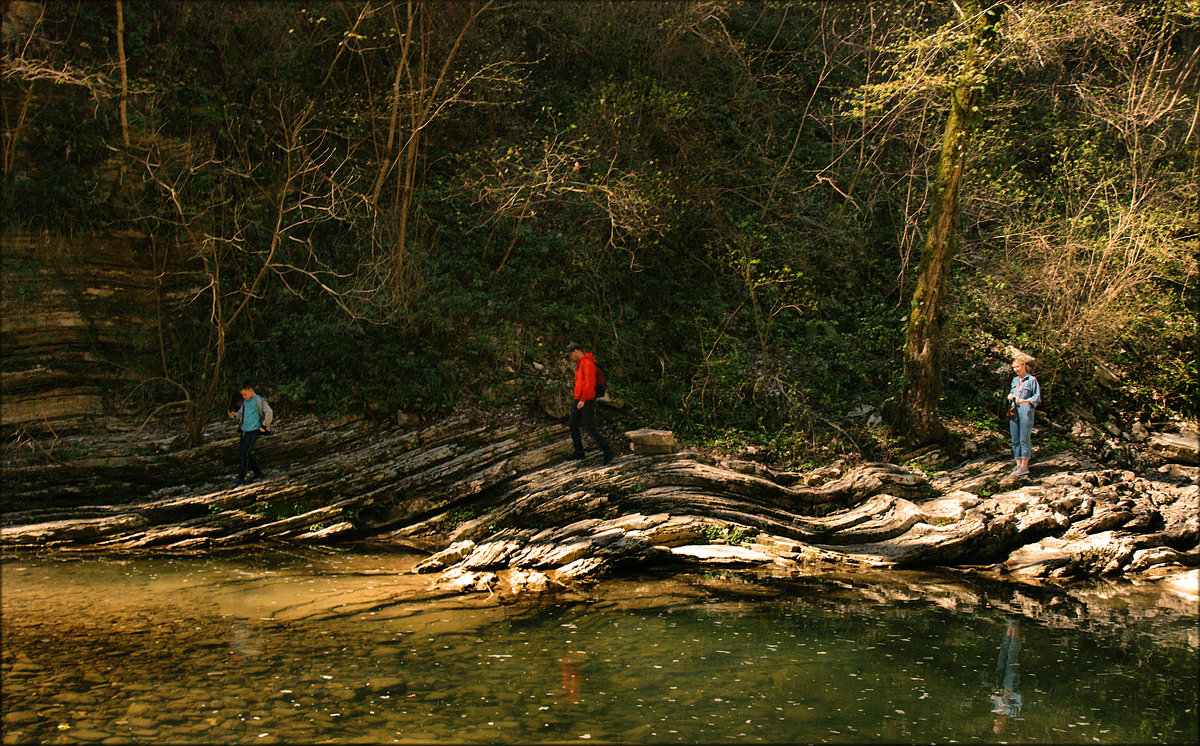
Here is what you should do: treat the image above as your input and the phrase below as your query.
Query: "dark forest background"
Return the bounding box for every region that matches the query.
[3,1,1196,462]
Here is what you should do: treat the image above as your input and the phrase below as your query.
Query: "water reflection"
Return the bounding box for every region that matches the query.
[991,619,1022,735]
[559,654,584,705]
[230,621,263,659]
[1,553,1196,744]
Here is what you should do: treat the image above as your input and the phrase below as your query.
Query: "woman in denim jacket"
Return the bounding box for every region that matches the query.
[1007,358,1041,477]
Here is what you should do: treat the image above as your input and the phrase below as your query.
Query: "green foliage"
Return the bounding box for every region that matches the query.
[249,499,312,523]
[703,524,754,547]
[443,504,487,530]
[973,477,1005,499]
[4,1,1193,454]
[1042,434,1074,456]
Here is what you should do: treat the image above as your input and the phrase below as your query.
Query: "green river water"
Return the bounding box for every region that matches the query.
[2,549,1196,744]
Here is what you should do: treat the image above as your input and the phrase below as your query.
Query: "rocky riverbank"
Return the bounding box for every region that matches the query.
[1,412,1197,600]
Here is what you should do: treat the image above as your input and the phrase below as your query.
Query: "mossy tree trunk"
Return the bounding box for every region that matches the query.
[895,2,1004,445]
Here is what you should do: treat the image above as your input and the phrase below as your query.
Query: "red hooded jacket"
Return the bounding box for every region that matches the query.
[573,352,600,402]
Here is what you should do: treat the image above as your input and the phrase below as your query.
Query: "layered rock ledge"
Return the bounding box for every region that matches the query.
[2,414,1197,597]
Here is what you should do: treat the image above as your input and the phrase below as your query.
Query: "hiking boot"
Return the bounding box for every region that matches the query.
[602,451,614,465]
[571,452,586,461]
[1012,466,1029,477]
[230,480,243,489]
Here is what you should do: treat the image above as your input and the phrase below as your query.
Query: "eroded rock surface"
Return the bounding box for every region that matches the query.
[2,414,1197,595]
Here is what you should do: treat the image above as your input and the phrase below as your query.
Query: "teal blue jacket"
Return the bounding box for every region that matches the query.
[235,395,274,432]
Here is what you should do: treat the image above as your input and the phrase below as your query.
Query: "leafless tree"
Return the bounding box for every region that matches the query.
[991,3,1199,380]
[128,96,367,445]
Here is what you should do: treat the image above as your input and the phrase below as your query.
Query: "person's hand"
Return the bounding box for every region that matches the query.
[1007,393,1015,401]
[228,411,236,418]
[577,400,585,410]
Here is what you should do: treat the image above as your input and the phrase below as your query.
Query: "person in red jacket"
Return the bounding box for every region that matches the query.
[565,342,615,464]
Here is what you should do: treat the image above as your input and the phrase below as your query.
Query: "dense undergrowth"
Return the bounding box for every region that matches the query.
[2,1,1195,465]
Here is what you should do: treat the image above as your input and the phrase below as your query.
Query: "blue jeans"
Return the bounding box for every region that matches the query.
[995,633,1021,691]
[1009,404,1034,460]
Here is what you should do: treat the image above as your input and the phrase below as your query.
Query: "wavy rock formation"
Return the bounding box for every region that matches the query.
[2,414,1197,597]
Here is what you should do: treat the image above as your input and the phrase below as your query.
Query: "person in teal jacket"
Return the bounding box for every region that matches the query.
[1007,358,1041,477]
[228,382,274,488]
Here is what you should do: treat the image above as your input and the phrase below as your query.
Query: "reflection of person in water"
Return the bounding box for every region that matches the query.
[991,619,1022,734]
[230,621,262,659]
[560,654,584,705]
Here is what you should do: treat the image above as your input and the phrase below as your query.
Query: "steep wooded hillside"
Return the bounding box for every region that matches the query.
[2,1,1196,461]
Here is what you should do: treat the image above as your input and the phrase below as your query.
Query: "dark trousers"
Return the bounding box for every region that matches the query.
[238,430,263,481]
[569,399,613,458]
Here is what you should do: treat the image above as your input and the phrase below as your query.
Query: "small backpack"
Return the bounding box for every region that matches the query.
[594,364,607,398]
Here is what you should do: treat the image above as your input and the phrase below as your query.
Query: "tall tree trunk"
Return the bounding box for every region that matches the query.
[115,0,130,148]
[894,2,1004,445]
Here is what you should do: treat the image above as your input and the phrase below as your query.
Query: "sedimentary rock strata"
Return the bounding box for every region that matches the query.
[2,414,1196,595]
